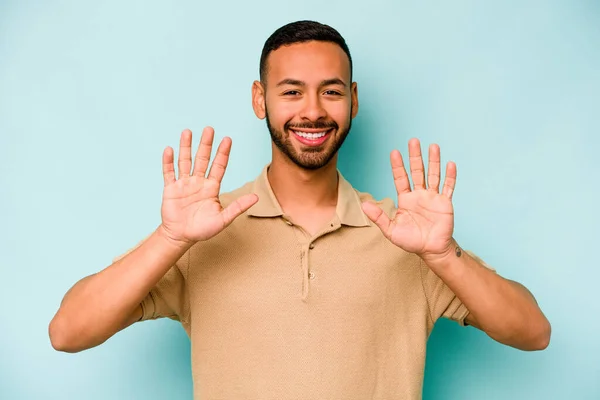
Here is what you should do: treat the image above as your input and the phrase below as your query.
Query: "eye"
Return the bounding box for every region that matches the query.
[324,90,342,96]
[283,90,300,96]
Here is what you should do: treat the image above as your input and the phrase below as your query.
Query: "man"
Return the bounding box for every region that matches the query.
[49,20,551,399]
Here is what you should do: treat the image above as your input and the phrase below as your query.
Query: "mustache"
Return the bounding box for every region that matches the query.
[285,121,338,130]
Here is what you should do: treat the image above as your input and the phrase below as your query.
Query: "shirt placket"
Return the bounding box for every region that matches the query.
[283,215,342,301]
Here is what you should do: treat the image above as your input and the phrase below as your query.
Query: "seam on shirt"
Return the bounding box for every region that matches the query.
[139,296,147,321]
[456,306,470,327]
[418,257,435,327]
[147,290,157,319]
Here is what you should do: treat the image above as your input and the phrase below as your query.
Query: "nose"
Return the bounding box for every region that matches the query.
[299,93,327,121]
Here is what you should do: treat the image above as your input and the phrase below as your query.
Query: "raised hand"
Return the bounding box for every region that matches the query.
[159,127,258,245]
[361,138,456,262]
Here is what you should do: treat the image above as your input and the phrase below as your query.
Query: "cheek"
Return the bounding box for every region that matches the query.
[267,100,300,125]
[325,101,352,124]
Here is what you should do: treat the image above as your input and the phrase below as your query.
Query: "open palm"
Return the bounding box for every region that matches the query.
[362,138,456,259]
[160,127,258,245]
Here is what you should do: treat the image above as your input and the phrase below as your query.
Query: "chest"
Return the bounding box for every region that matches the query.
[187,220,425,316]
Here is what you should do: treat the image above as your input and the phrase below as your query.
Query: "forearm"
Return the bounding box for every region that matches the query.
[423,239,551,351]
[49,225,192,352]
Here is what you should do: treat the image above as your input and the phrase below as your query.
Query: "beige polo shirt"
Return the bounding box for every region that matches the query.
[115,164,493,400]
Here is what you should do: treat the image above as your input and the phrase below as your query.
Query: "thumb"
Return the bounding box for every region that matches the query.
[221,194,259,227]
[361,201,393,239]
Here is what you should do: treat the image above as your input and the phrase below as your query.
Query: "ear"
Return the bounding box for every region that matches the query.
[252,80,266,119]
[351,82,359,119]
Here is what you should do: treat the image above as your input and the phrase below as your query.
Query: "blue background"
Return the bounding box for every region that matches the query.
[1,0,598,398]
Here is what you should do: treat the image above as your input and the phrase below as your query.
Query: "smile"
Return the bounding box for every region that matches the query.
[291,129,329,139]
[290,128,333,146]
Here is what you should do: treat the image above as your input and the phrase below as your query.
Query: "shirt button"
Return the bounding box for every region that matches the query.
[309,243,315,249]
[308,272,315,280]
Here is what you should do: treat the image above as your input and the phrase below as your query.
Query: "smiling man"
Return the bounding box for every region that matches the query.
[258,39,357,172]
[49,20,551,399]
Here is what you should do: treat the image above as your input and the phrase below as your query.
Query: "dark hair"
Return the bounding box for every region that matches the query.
[259,20,353,83]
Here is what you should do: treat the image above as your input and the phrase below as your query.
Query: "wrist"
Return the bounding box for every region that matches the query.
[420,238,461,270]
[155,224,195,252]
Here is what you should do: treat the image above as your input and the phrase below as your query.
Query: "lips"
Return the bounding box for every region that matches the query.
[290,128,333,147]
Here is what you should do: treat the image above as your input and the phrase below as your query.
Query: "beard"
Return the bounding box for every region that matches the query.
[265,106,353,170]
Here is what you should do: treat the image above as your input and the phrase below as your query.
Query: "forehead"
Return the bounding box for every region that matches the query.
[265,41,351,85]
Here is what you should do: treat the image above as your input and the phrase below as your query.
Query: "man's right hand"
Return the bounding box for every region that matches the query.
[159,127,258,246]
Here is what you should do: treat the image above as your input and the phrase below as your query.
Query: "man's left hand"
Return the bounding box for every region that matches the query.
[362,138,457,264]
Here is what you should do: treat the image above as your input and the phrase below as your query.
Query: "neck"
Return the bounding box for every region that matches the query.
[267,148,339,212]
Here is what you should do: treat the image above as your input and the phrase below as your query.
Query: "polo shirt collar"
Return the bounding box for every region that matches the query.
[248,164,371,228]
[247,165,284,218]
[336,172,372,227]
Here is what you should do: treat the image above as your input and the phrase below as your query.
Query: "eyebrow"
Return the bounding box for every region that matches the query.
[275,78,348,87]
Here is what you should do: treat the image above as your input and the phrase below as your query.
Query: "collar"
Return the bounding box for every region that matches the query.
[247,164,371,227]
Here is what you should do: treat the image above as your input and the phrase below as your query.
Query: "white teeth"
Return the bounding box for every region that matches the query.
[293,130,328,140]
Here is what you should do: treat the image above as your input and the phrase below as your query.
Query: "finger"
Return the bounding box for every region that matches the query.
[192,126,215,177]
[207,137,232,183]
[408,138,426,190]
[178,129,193,179]
[361,202,394,239]
[162,146,176,186]
[221,193,259,227]
[441,161,457,199]
[427,143,441,193]
[391,150,411,195]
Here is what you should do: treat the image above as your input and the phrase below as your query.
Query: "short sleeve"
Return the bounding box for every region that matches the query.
[420,250,496,328]
[112,235,191,327]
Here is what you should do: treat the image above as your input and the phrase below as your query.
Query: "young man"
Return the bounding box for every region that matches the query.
[49,21,551,399]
